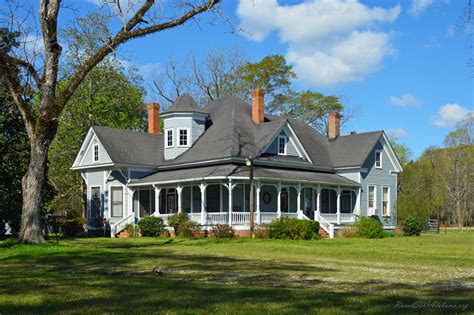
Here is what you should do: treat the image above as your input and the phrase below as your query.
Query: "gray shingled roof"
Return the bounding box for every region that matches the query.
[329,131,383,168]
[132,164,359,186]
[163,93,208,115]
[92,126,163,166]
[91,95,384,171]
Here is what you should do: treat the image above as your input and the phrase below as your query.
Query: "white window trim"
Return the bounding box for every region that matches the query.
[375,150,383,169]
[165,128,174,148]
[93,144,100,162]
[177,128,191,147]
[109,185,125,218]
[367,185,376,215]
[382,186,390,217]
[278,135,288,156]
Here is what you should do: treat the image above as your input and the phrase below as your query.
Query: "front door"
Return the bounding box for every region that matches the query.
[91,187,101,219]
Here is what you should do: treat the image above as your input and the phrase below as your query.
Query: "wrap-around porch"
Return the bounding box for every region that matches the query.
[131,179,361,227]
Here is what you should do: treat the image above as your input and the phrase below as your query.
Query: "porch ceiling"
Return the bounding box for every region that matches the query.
[130,164,359,187]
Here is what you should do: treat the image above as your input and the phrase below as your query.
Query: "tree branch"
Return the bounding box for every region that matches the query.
[57,0,220,110]
[1,54,43,87]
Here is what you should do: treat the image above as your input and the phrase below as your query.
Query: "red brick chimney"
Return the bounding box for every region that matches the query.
[328,112,340,139]
[252,88,264,125]
[148,103,160,134]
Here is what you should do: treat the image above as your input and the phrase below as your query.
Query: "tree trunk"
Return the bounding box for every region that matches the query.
[18,135,51,244]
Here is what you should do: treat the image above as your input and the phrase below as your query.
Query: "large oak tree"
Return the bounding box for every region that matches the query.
[0,0,221,244]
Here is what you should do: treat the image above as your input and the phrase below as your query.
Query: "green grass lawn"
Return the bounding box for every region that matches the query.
[0,231,472,314]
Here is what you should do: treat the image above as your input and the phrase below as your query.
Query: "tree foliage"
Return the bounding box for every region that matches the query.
[398,116,473,228]
[153,51,354,134]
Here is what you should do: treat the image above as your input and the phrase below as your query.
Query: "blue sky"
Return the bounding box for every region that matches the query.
[41,1,474,157]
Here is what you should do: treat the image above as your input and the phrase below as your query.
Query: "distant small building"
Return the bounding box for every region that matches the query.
[72,89,403,238]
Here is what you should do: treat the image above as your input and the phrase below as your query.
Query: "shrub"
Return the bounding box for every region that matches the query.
[212,224,235,238]
[124,224,138,238]
[167,213,199,238]
[355,217,384,239]
[340,226,357,238]
[254,224,269,239]
[138,217,165,237]
[267,217,320,240]
[62,218,84,237]
[400,217,423,236]
[160,229,171,238]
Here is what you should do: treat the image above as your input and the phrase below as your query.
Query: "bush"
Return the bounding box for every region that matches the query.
[267,217,320,240]
[138,217,165,237]
[62,218,84,237]
[212,224,235,238]
[254,224,269,239]
[124,224,138,238]
[340,226,357,238]
[167,213,199,238]
[355,217,385,239]
[400,217,423,236]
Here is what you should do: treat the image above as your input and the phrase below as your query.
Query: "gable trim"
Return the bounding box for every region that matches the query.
[72,127,114,170]
[259,121,313,164]
[381,132,403,172]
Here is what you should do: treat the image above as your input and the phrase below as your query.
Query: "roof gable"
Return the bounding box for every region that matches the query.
[72,128,113,169]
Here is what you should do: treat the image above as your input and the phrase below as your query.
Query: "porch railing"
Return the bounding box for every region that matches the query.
[232,212,250,225]
[281,212,299,219]
[111,213,134,238]
[315,212,334,238]
[189,213,202,223]
[260,212,278,224]
[206,212,229,225]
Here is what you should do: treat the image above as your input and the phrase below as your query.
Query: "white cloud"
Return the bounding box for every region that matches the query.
[432,103,473,127]
[446,26,455,37]
[387,128,409,139]
[423,37,440,49]
[237,0,400,87]
[408,0,434,16]
[388,93,423,107]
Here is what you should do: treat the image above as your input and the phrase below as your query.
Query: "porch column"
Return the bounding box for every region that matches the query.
[190,185,193,213]
[199,183,207,225]
[228,179,233,225]
[277,182,282,218]
[256,182,261,224]
[297,184,302,218]
[177,185,183,213]
[355,187,361,216]
[315,185,321,220]
[153,185,161,215]
[336,186,341,225]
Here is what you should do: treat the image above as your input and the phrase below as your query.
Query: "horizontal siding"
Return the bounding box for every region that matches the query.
[163,116,205,160]
[265,130,298,157]
[81,137,112,166]
[360,140,398,226]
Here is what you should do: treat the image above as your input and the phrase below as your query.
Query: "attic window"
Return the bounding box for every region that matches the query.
[278,136,287,155]
[93,144,99,162]
[375,150,382,168]
[165,129,173,148]
[178,128,190,147]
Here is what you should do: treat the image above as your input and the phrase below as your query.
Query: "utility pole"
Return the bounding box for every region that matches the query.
[246,157,255,232]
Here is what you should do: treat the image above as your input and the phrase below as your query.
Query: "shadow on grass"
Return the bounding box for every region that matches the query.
[0,239,471,314]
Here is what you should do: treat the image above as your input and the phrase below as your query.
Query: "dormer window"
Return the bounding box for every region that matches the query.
[165,129,174,148]
[375,150,382,168]
[278,136,287,155]
[178,128,190,147]
[93,141,99,162]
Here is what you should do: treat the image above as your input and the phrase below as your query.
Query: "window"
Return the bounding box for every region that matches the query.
[278,136,287,155]
[178,128,189,147]
[111,187,123,217]
[165,129,173,148]
[368,185,376,212]
[91,187,101,218]
[382,187,390,216]
[133,188,155,217]
[375,150,382,168]
[93,144,99,162]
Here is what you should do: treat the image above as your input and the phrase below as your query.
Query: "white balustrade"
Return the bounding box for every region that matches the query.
[232,212,250,225]
[315,212,334,238]
[206,212,229,225]
[260,212,278,223]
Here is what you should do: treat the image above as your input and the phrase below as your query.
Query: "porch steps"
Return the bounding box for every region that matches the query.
[116,231,130,238]
[319,228,330,239]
